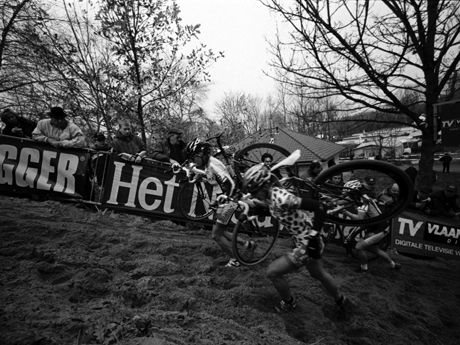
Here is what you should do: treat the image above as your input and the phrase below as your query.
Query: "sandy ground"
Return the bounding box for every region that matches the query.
[1,193,460,345]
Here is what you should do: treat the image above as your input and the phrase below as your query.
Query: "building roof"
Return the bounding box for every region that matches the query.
[233,127,346,163]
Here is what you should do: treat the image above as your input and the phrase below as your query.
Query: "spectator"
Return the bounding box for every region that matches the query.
[151,127,187,164]
[32,107,86,148]
[1,109,37,139]
[426,185,460,218]
[376,183,400,212]
[439,153,453,173]
[90,133,112,185]
[362,175,377,198]
[261,152,283,180]
[300,160,322,180]
[111,120,146,156]
[325,173,344,194]
[407,186,432,212]
[404,164,418,184]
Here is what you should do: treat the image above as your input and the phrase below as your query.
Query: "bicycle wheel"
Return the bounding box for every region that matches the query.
[177,182,216,221]
[232,215,280,266]
[346,227,390,262]
[233,143,299,182]
[313,160,414,227]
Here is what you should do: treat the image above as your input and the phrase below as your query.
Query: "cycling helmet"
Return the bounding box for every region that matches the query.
[184,138,202,157]
[343,180,362,190]
[243,163,271,193]
[183,138,212,158]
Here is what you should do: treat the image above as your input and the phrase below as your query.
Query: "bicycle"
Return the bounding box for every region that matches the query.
[231,151,414,266]
[173,132,298,222]
[321,223,390,262]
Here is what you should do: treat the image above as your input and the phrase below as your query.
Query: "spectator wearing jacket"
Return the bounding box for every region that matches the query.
[90,133,112,185]
[32,107,86,148]
[407,186,432,212]
[111,120,146,156]
[439,153,453,173]
[404,164,418,184]
[300,160,322,180]
[151,127,187,164]
[1,109,37,139]
[426,185,460,218]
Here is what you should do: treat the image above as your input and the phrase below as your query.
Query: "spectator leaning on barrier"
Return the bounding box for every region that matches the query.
[151,127,187,164]
[1,108,37,139]
[90,133,112,185]
[32,107,86,148]
[111,120,146,157]
[426,185,460,218]
[407,186,432,212]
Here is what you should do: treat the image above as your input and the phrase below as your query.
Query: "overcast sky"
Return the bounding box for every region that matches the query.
[177,0,281,117]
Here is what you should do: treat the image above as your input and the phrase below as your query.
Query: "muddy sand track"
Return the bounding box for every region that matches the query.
[1,195,460,345]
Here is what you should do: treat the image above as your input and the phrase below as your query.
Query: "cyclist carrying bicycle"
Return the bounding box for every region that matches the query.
[243,163,351,314]
[182,138,256,268]
[339,180,402,273]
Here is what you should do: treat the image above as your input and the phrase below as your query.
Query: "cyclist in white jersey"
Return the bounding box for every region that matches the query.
[183,139,255,268]
[243,163,351,314]
[340,180,402,273]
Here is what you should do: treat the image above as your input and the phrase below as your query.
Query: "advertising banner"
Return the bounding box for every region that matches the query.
[392,210,460,260]
[101,155,280,232]
[0,135,90,199]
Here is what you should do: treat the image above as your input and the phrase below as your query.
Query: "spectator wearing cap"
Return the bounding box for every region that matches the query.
[32,107,86,148]
[1,108,36,138]
[151,127,187,164]
[92,132,111,152]
[407,186,432,212]
[425,185,460,218]
[362,176,377,198]
[111,120,146,156]
[300,160,323,180]
[90,133,112,185]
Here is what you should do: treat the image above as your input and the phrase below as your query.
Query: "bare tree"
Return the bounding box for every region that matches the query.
[263,0,460,188]
[214,91,265,143]
[97,0,223,143]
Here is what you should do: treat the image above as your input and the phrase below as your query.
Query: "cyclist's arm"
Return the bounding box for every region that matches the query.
[296,197,326,232]
[340,209,362,220]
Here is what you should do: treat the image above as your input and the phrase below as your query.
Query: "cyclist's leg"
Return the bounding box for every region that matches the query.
[366,240,400,269]
[306,259,342,302]
[266,254,299,302]
[212,201,246,258]
[355,238,369,265]
[211,222,234,258]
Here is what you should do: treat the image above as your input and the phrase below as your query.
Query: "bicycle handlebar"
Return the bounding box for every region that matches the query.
[171,162,207,183]
[216,194,257,222]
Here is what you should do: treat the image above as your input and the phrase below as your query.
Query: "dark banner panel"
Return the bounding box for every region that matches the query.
[436,100,460,146]
[0,135,90,198]
[392,210,460,260]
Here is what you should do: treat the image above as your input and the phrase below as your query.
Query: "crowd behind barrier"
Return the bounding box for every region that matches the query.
[1,135,459,260]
